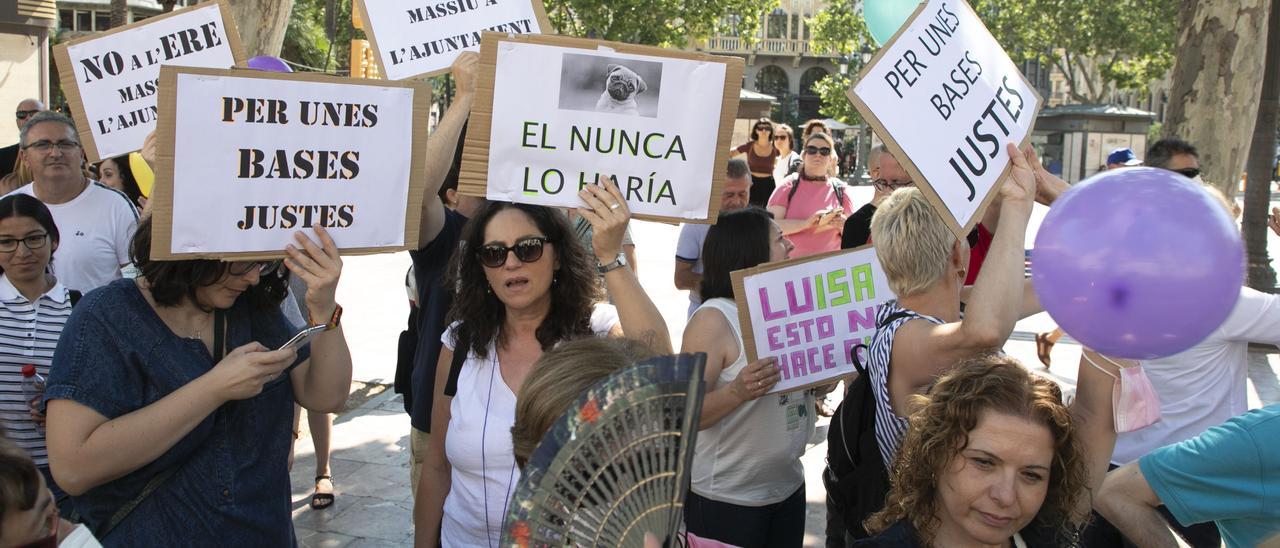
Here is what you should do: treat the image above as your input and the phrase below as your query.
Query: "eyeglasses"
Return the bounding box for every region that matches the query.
[227,260,281,276]
[22,140,80,153]
[0,233,49,252]
[805,146,832,156]
[477,237,551,268]
[15,110,39,120]
[1172,167,1201,179]
[773,135,789,142]
[873,178,914,191]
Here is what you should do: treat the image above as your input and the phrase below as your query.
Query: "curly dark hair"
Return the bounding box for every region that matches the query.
[866,354,1089,545]
[447,202,602,359]
[130,215,290,311]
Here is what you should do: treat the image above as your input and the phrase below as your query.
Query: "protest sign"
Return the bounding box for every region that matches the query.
[354,0,551,80]
[847,0,1041,238]
[150,66,430,260]
[731,246,895,395]
[459,33,744,223]
[53,0,245,163]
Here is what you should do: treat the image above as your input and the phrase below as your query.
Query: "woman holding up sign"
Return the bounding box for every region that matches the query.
[767,132,853,258]
[43,217,353,545]
[414,178,671,548]
[680,207,812,548]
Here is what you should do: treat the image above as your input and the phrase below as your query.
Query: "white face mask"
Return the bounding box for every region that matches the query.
[1084,353,1162,433]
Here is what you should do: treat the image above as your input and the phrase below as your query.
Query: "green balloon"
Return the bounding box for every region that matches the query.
[864,0,920,45]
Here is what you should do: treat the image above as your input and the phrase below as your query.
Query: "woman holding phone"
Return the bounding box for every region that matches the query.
[44,215,352,545]
[766,132,852,257]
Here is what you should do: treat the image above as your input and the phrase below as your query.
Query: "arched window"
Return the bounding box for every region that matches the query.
[799,67,829,96]
[755,65,790,99]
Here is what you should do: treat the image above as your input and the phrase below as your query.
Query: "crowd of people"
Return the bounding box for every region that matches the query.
[0,49,1276,548]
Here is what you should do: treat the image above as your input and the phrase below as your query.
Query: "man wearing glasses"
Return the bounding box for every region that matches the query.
[0,99,46,181]
[1146,138,1202,181]
[7,111,138,293]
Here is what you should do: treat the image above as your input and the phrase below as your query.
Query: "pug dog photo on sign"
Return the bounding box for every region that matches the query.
[558,52,663,118]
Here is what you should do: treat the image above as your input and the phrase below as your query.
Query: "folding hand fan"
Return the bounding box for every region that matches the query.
[503,353,707,548]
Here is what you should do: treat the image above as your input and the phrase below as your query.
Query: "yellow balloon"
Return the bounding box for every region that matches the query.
[128,152,154,198]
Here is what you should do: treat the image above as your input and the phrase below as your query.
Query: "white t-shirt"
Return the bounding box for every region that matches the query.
[675,223,711,318]
[439,303,620,547]
[60,524,104,548]
[9,182,137,293]
[1112,287,1280,464]
[689,298,814,506]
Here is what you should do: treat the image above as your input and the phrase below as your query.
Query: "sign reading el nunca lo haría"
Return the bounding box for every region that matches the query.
[459,33,744,223]
[354,0,551,80]
[53,0,245,163]
[847,0,1041,239]
[150,66,430,260]
[731,246,895,395]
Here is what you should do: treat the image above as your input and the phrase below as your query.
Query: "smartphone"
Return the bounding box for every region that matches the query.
[278,324,328,351]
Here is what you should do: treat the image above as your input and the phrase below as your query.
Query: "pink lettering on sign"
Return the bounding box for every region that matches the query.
[760,287,785,321]
[776,343,839,380]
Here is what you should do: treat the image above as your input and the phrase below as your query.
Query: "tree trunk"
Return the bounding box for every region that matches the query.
[109,0,128,28]
[1163,0,1271,197]
[1245,0,1280,292]
[229,0,296,57]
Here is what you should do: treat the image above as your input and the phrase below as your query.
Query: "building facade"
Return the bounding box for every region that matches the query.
[688,0,840,126]
[1,0,57,145]
[56,0,198,38]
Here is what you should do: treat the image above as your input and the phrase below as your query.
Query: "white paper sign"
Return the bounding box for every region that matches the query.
[163,69,424,257]
[734,247,896,394]
[357,0,546,80]
[851,0,1040,236]
[56,1,241,162]
[485,41,728,220]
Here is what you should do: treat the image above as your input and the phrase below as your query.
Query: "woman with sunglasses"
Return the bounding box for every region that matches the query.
[43,215,352,545]
[766,132,852,258]
[733,118,780,207]
[771,125,801,183]
[414,178,671,547]
[0,194,74,514]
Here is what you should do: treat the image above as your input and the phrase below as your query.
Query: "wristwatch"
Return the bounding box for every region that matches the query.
[597,253,628,274]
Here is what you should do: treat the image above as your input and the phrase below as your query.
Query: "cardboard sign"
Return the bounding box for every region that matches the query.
[459,33,744,223]
[354,0,551,80]
[53,0,245,163]
[731,246,895,394]
[847,0,1041,238]
[150,66,430,260]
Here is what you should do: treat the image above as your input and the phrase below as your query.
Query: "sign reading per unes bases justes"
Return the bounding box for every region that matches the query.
[53,0,245,163]
[355,0,551,80]
[150,66,431,260]
[847,0,1042,239]
[458,33,744,223]
[731,246,896,395]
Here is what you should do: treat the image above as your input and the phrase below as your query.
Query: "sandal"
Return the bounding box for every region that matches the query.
[310,475,335,510]
[1035,332,1054,368]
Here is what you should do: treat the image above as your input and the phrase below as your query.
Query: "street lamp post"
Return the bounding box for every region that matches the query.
[849,45,874,183]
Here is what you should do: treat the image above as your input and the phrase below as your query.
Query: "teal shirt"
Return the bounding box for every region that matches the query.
[1139,405,1280,548]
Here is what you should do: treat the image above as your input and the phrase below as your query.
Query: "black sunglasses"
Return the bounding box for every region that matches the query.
[15,110,39,120]
[1172,167,1200,179]
[477,237,551,268]
[227,260,281,276]
[805,146,832,156]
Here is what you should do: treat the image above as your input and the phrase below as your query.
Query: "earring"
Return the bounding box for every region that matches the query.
[485,284,493,294]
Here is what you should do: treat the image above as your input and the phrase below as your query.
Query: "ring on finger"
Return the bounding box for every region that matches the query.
[609,202,620,210]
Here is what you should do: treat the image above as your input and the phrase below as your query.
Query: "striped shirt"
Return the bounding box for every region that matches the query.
[0,275,73,467]
[867,300,944,467]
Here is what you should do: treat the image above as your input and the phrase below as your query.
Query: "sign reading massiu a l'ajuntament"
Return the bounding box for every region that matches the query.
[355,0,552,80]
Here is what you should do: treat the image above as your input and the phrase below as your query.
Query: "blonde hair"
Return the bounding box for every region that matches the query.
[511,337,655,469]
[1197,183,1239,220]
[870,188,957,297]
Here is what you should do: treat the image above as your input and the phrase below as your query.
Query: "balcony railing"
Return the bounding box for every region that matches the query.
[700,36,840,57]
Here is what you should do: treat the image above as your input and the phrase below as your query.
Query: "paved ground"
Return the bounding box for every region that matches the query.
[291,206,1280,547]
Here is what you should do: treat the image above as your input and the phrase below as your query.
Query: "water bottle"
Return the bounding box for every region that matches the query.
[20,365,46,424]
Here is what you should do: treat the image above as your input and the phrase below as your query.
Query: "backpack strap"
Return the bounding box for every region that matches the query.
[833,308,917,469]
[442,325,470,397]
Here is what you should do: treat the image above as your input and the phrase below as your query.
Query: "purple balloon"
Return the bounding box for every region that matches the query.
[246,55,292,73]
[1032,167,1243,359]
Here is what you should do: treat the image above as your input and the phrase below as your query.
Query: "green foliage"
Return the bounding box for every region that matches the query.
[281,0,364,73]
[812,0,1177,105]
[812,73,862,125]
[546,0,775,46]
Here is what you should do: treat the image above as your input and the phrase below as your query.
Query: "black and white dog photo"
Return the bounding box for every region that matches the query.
[558,53,663,118]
